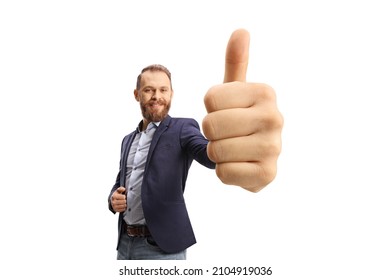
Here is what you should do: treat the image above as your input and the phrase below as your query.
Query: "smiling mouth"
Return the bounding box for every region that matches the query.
[149,103,164,109]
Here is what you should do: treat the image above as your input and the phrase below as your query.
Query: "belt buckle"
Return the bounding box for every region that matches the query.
[126,225,146,237]
[126,225,137,237]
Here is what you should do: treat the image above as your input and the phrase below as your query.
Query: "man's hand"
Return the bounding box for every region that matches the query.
[202,29,283,192]
[111,186,127,213]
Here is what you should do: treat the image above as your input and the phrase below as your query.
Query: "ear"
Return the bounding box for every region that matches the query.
[134,89,140,102]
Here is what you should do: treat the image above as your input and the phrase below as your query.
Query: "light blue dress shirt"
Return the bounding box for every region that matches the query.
[123,122,159,225]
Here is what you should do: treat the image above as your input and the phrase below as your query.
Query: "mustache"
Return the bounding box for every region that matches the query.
[147,99,167,106]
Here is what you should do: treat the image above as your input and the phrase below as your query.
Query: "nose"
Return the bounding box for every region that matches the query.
[151,89,163,100]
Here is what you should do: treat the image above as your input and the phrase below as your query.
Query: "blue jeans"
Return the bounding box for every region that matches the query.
[117,233,186,260]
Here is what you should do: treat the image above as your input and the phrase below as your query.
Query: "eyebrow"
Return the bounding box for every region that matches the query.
[143,86,169,89]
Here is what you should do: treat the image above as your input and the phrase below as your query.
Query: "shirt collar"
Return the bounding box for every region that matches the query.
[136,121,161,133]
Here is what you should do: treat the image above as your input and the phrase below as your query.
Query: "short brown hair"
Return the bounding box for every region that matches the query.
[136,64,172,90]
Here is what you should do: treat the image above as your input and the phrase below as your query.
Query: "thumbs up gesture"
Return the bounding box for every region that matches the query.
[202,29,283,192]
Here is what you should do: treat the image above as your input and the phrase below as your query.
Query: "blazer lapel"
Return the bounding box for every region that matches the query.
[119,131,137,187]
[145,115,171,166]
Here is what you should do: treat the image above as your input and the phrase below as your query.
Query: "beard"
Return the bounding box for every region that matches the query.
[140,99,171,123]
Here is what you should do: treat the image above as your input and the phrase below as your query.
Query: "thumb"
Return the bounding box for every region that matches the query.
[223,29,250,83]
[117,186,126,194]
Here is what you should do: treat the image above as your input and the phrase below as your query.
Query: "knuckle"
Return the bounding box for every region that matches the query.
[215,164,231,185]
[202,115,217,140]
[272,142,282,157]
[255,107,284,132]
[253,85,283,127]
[203,86,219,113]
[264,134,282,157]
[251,84,273,105]
[259,161,278,186]
[207,141,224,163]
[274,110,284,129]
[258,83,276,100]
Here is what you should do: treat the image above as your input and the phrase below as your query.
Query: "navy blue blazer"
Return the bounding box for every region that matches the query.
[109,115,215,253]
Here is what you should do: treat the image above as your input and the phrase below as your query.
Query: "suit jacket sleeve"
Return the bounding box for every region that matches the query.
[107,134,130,213]
[180,118,216,169]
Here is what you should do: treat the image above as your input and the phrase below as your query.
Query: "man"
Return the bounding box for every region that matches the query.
[108,29,283,260]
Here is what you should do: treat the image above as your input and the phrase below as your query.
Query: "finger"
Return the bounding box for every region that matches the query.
[224,29,250,83]
[114,205,127,213]
[204,82,276,113]
[207,133,282,163]
[114,200,126,207]
[215,161,277,192]
[115,194,126,201]
[204,82,259,113]
[203,108,255,140]
[203,107,277,141]
[116,201,127,207]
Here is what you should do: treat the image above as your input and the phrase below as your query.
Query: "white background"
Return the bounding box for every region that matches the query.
[1,0,389,279]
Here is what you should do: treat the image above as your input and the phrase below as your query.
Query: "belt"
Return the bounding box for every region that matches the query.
[123,223,151,237]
